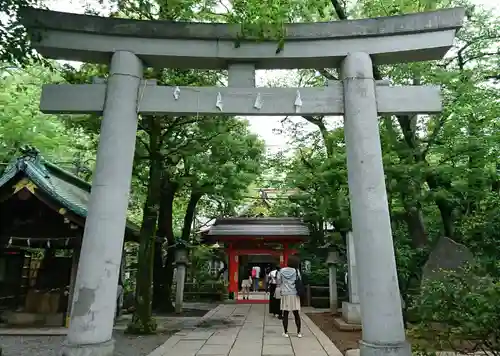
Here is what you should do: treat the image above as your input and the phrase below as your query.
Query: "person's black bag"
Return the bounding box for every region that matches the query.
[295,268,306,298]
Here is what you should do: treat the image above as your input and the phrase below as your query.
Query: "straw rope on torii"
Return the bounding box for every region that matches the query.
[4,236,76,248]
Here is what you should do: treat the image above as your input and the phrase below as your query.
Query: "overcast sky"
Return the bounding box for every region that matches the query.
[44,0,500,155]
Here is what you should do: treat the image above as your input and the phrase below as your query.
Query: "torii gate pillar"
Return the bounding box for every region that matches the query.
[62,51,143,356]
[341,52,410,356]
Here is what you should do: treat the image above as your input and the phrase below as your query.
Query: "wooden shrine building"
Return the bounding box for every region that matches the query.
[0,148,138,327]
[202,217,309,302]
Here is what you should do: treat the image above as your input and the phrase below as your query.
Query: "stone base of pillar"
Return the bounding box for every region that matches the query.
[359,339,411,356]
[61,339,114,356]
[333,316,361,331]
[342,301,361,324]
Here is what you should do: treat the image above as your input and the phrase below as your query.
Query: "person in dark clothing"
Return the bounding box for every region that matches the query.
[267,266,282,319]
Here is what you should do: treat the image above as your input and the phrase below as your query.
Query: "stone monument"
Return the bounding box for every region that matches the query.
[422,236,474,282]
[20,7,465,356]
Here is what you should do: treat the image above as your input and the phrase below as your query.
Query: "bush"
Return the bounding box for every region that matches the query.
[304,266,329,286]
[410,264,500,355]
[311,297,330,309]
[183,279,228,301]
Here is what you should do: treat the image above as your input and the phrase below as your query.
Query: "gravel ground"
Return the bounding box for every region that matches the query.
[0,303,216,356]
[0,330,174,356]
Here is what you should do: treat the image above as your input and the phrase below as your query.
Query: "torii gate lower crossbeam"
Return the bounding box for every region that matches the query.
[39,80,442,116]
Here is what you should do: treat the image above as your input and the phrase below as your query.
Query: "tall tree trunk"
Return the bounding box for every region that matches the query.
[155,179,179,312]
[181,191,203,240]
[394,109,429,248]
[128,117,162,334]
[492,162,500,193]
[426,173,455,238]
[152,238,164,310]
[404,208,428,248]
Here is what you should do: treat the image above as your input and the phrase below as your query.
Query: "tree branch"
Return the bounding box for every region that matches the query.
[484,73,500,80]
[317,69,337,80]
[324,0,382,80]
[297,149,315,171]
[181,191,204,241]
[301,116,335,157]
[330,0,347,20]
[462,51,499,66]
[421,113,453,159]
[159,116,200,146]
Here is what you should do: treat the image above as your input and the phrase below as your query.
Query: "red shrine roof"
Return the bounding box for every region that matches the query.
[202,217,309,241]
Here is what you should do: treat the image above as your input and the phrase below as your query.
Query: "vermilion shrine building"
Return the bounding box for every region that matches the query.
[202,217,309,301]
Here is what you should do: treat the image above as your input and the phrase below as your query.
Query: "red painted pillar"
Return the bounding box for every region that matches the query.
[279,243,289,268]
[228,246,239,299]
[283,243,289,267]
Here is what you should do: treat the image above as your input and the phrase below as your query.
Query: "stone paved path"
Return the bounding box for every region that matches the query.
[149,304,343,356]
[237,291,269,300]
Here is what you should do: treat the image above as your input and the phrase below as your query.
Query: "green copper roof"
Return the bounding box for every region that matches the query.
[0,148,139,239]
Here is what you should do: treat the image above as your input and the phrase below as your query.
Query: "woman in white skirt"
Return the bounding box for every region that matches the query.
[277,256,302,338]
[241,271,252,300]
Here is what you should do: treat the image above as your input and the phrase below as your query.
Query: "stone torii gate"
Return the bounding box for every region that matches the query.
[21,7,464,356]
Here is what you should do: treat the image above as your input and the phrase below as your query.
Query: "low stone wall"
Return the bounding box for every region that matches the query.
[4,311,64,327]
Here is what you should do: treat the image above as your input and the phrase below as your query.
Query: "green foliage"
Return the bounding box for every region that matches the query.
[184,280,228,301]
[2,0,499,347]
[189,245,216,279]
[270,121,350,246]
[184,245,228,300]
[304,266,329,286]
[179,117,266,206]
[410,265,500,355]
[256,2,500,340]
[0,0,42,64]
[126,314,158,335]
[0,63,95,174]
[224,0,333,52]
[458,200,500,277]
[77,0,266,320]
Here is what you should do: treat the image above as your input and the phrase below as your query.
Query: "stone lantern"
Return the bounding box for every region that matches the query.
[174,247,189,313]
[326,251,339,312]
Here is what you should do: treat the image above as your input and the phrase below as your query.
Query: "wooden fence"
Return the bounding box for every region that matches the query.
[175,282,226,301]
[304,285,330,308]
[169,282,331,305]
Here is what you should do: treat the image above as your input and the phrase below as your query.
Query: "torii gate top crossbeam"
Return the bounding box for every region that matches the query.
[20,7,465,69]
